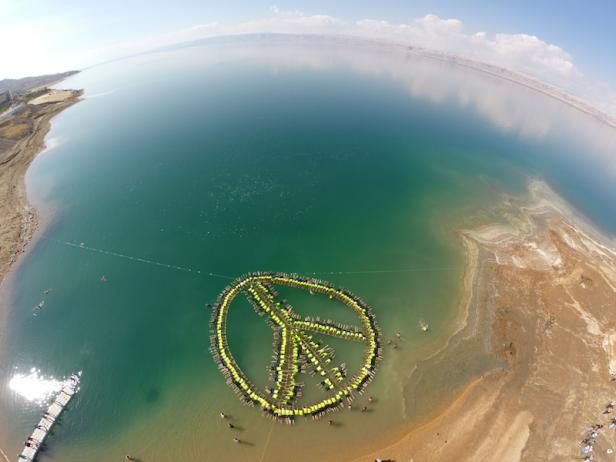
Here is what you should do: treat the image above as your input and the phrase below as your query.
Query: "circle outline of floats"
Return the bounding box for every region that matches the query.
[209,272,382,423]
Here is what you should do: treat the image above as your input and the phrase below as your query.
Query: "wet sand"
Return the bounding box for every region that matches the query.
[353,181,616,461]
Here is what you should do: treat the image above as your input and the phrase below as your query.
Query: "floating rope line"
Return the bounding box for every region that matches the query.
[303,267,458,276]
[53,239,234,280]
[51,239,456,279]
[258,420,276,462]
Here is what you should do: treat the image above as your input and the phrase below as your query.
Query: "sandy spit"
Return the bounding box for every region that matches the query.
[351,182,616,462]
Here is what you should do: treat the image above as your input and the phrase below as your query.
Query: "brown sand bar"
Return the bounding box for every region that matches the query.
[0,87,82,287]
[354,181,616,462]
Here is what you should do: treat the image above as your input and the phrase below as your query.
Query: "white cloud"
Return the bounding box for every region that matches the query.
[348,14,578,85]
[218,9,583,95]
[198,10,576,89]
[191,7,608,116]
[415,14,463,33]
[268,5,338,26]
[3,6,614,116]
[0,16,79,77]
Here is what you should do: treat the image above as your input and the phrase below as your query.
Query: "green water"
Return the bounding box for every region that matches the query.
[1,36,615,461]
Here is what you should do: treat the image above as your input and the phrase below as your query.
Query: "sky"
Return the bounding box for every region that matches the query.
[1,0,615,112]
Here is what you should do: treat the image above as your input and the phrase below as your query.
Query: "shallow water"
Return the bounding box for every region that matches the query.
[0,36,615,461]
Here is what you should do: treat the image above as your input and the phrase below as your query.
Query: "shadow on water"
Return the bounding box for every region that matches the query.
[144,387,160,404]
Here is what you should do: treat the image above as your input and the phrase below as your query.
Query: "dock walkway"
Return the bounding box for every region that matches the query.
[18,372,81,462]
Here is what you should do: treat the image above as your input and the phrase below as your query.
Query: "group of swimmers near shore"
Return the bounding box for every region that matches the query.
[218,412,243,444]
[22,437,41,451]
[217,393,379,445]
[209,272,382,423]
[33,288,51,313]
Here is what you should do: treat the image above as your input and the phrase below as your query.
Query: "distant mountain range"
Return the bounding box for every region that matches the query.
[0,71,79,96]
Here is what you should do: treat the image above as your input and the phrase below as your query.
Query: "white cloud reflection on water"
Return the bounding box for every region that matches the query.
[66,35,615,167]
[154,37,616,176]
[8,368,64,404]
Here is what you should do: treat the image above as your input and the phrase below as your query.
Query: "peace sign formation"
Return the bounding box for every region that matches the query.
[210,272,382,423]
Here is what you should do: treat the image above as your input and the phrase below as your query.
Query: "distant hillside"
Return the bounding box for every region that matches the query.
[0,71,79,96]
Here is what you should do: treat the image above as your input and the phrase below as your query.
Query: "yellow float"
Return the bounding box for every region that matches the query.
[209,272,381,422]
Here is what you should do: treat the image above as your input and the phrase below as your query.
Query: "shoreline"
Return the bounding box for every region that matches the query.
[0,87,82,458]
[351,180,616,461]
[0,88,82,290]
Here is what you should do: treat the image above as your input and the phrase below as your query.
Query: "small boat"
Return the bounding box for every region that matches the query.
[419,321,429,332]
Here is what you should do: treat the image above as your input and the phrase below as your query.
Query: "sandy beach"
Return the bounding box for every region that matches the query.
[0,88,82,288]
[352,181,616,461]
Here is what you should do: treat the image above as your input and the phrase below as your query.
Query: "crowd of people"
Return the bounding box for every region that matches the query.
[19,373,80,461]
[209,272,382,423]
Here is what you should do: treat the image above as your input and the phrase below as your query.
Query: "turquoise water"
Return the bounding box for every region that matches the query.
[1,37,615,461]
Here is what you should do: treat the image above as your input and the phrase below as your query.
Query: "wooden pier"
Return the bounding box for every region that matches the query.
[18,372,81,462]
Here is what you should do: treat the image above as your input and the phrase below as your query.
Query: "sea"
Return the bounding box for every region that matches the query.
[0,35,615,461]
